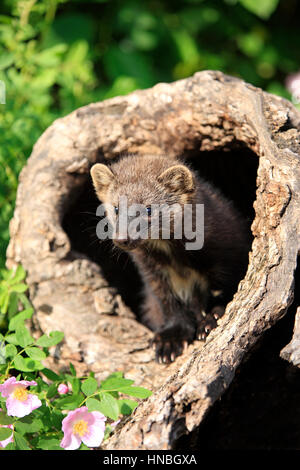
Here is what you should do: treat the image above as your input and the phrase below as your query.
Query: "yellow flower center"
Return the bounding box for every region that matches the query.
[12,386,28,402]
[73,419,88,437]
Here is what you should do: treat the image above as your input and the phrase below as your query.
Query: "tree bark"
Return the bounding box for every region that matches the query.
[6,70,300,449]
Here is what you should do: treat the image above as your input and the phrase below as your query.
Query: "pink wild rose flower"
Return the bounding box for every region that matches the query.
[0,377,42,418]
[60,406,106,450]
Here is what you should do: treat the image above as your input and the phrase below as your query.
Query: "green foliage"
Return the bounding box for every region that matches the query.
[0,264,31,331]
[0,266,152,450]
[0,270,151,450]
[0,0,299,267]
[239,0,280,19]
[0,0,97,266]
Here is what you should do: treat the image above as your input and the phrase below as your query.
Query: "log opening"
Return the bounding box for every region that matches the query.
[62,144,259,319]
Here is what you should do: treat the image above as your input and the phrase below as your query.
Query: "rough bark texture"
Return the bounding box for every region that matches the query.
[6,70,300,449]
[281,307,300,365]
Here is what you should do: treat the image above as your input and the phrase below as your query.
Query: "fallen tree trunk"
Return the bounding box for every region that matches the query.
[6,70,300,449]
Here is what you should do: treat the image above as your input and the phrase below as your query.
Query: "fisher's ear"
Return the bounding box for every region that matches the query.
[157,165,194,194]
[90,163,115,200]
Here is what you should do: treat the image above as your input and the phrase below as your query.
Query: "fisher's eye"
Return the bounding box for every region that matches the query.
[146,206,152,216]
[114,206,119,215]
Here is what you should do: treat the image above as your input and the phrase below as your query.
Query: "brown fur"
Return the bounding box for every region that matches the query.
[91,154,250,363]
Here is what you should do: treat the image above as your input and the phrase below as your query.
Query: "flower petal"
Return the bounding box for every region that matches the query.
[6,396,26,417]
[26,393,42,412]
[18,380,37,388]
[0,377,17,398]
[60,430,82,450]
[82,423,105,448]
[90,411,106,423]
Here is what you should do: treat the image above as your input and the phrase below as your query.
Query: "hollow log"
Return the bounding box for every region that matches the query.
[6,70,300,449]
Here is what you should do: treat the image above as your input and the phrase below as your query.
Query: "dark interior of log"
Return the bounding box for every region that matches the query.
[62,144,259,318]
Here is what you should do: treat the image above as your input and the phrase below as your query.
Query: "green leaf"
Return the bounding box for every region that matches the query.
[13,355,44,372]
[4,333,19,345]
[10,265,26,283]
[49,408,64,430]
[0,411,14,425]
[46,383,58,399]
[172,29,200,64]
[15,325,34,348]
[41,368,60,382]
[8,308,34,331]
[79,443,91,450]
[65,40,89,66]
[10,283,28,294]
[33,44,67,67]
[14,431,31,450]
[239,0,280,19]
[118,386,152,399]
[36,331,64,348]
[69,362,76,376]
[68,376,80,395]
[15,415,43,434]
[17,293,33,310]
[0,427,12,441]
[25,346,46,360]
[87,393,119,421]
[81,377,98,396]
[0,291,9,314]
[7,292,18,317]
[5,343,17,358]
[100,376,134,391]
[36,436,63,450]
[1,268,14,282]
[0,14,12,24]
[117,398,138,415]
[106,371,123,379]
[55,394,83,410]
